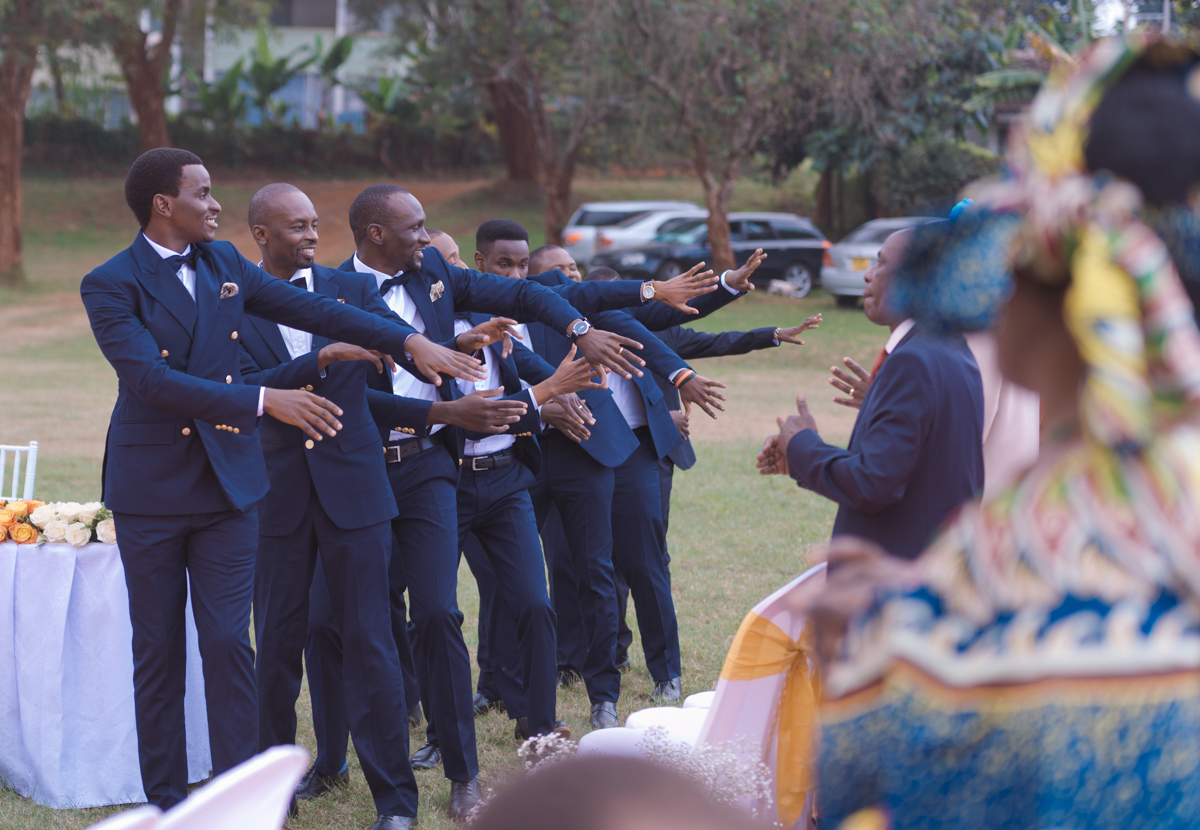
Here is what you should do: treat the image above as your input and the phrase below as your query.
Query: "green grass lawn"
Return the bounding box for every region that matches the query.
[0,172,878,830]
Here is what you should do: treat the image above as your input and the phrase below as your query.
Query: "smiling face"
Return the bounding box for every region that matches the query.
[151,164,221,245]
[862,229,911,327]
[252,190,319,278]
[364,192,431,274]
[476,239,530,279]
[533,245,582,282]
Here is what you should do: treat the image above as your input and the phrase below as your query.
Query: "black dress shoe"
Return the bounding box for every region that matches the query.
[514,717,572,740]
[410,741,442,770]
[408,704,423,726]
[368,816,416,830]
[590,701,618,729]
[448,778,483,821]
[295,763,350,800]
[472,691,503,716]
[651,676,682,703]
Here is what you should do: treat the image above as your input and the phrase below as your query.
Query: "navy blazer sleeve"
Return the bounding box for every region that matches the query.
[366,389,435,434]
[527,271,645,316]
[657,326,777,360]
[238,342,325,391]
[461,387,542,442]
[511,340,558,385]
[626,282,744,331]
[592,310,690,378]
[785,349,932,512]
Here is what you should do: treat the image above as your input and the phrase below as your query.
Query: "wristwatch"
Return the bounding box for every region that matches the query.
[772,327,781,345]
[568,319,593,341]
[641,281,656,302]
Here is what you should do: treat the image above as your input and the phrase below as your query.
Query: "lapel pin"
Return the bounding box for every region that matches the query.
[220,282,239,299]
[430,280,445,302]
[337,298,345,303]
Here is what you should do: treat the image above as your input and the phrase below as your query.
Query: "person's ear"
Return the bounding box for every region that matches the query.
[474,251,485,269]
[153,193,172,219]
[251,225,269,246]
[367,223,385,246]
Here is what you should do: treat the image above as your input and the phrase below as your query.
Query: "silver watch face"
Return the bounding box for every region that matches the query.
[642,282,655,300]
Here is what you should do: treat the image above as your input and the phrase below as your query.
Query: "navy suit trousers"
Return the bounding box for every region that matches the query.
[614,455,677,665]
[260,488,416,816]
[456,460,556,734]
[462,533,525,715]
[113,510,259,810]
[612,430,680,682]
[528,432,621,704]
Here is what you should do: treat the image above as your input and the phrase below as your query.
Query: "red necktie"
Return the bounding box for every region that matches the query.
[869,347,888,380]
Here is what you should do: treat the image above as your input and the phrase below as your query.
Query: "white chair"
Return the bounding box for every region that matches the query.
[157,745,309,830]
[0,441,37,501]
[578,563,827,829]
[85,806,162,830]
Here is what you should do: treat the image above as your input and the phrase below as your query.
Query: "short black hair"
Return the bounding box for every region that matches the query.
[476,219,529,255]
[349,184,412,246]
[529,244,564,273]
[586,266,620,282]
[124,148,204,228]
[247,182,305,229]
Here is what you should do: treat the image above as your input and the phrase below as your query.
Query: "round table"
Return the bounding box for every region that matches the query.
[0,541,211,808]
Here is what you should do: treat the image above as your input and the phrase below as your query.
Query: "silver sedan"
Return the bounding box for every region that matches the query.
[821,217,939,307]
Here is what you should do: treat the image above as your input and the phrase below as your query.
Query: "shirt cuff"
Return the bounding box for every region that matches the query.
[720,272,741,295]
[257,386,266,417]
[527,387,542,410]
[668,368,686,382]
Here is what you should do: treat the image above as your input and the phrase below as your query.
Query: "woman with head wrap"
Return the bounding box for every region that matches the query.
[811,36,1200,830]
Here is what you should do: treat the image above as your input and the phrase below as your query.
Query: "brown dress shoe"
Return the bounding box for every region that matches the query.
[447,777,483,821]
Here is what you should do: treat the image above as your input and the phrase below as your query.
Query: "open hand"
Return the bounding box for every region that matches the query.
[776,314,823,346]
[554,392,595,425]
[779,394,819,446]
[405,335,485,386]
[317,342,397,374]
[756,433,787,475]
[649,263,718,313]
[456,317,523,358]
[829,357,871,409]
[440,388,527,433]
[263,388,344,441]
[575,328,646,379]
[723,248,768,293]
[679,373,727,418]
[542,399,591,443]
[544,345,607,397]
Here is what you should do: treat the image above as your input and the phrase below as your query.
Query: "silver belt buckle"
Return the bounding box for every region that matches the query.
[470,455,485,471]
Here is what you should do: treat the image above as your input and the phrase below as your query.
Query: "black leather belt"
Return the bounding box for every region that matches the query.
[632,425,652,441]
[464,448,516,472]
[385,436,437,464]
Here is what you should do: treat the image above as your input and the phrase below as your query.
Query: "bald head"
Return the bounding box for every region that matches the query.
[249,183,319,279]
[862,227,913,328]
[530,244,582,282]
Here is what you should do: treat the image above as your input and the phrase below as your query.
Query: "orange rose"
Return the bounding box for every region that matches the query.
[0,524,7,542]
[7,501,29,518]
[25,500,45,510]
[9,522,38,544]
[0,508,15,526]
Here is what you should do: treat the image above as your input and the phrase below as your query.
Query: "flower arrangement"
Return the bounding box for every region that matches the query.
[0,499,115,547]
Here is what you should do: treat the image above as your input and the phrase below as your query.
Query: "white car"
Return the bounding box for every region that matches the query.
[821,217,940,307]
[562,201,705,267]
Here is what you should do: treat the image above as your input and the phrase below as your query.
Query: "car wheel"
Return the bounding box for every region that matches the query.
[655,260,681,280]
[782,263,814,298]
[835,295,859,309]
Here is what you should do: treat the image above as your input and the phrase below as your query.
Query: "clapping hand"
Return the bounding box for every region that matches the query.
[776,314,823,345]
[756,434,787,475]
[829,357,871,409]
[541,399,591,443]
[756,395,819,475]
[679,374,727,418]
[456,317,523,358]
[723,248,768,293]
[649,263,719,313]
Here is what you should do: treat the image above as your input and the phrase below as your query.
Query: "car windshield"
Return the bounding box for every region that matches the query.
[653,218,708,244]
[573,210,648,227]
[843,223,918,245]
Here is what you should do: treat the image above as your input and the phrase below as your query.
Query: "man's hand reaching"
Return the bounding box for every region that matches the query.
[678,374,727,418]
[776,314,823,346]
[756,433,787,476]
[455,317,523,358]
[317,343,397,374]
[532,345,606,402]
[756,394,819,476]
[723,248,768,293]
[432,388,527,433]
[829,357,872,409]
[405,335,485,386]
[263,389,343,441]
[647,263,718,313]
[541,399,591,443]
[574,328,646,379]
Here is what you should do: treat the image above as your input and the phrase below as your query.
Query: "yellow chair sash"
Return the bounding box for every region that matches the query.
[719,610,821,827]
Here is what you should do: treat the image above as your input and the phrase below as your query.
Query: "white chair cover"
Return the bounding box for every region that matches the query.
[85,805,162,830]
[157,746,309,830]
[682,691,715,709]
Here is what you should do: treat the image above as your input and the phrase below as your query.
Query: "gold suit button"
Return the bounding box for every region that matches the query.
[160,350,169,357]
[305,439,315,450]
[225,375,232,383]
[231,331,239,340]
[181,427,191,436]
[305,385,313,392]
[233,428,239,434]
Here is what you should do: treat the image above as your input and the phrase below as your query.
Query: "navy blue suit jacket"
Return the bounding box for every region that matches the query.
[238,265,405,536]
[82,233,421,515]
[786,328,984,560]
[655,325,779,470]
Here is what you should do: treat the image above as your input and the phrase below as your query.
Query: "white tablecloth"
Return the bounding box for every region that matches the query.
[0,541,211,808]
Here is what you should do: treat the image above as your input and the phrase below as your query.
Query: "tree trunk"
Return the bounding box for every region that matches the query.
[487,78,540,184]
[0,52,35,284]
[109,0,181,151]
[543,150,580,246]
[834,169,845,238]
[689,131,738,273]
[815,168,832,235]
[47,48,67,115]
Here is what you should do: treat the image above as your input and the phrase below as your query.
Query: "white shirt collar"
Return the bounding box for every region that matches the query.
[258,262,313,291]
[353,252,400,289]
[885,318,916,354]
[144,234,191,261]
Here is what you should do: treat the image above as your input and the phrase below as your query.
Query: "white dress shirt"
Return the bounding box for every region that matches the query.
[885,318,917,354]
[453,318,541,457]
[275,268,314,360]
[352,253,444,440]
[608,373,648,429]
[147,234,267,416]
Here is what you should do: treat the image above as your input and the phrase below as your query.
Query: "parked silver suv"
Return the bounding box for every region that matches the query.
[562,201,705,267]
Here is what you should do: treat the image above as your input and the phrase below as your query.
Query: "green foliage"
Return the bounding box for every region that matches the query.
[185,59,249,129]
[874,135,1002,216]
[315,34,354,84]
[244,21,318,123]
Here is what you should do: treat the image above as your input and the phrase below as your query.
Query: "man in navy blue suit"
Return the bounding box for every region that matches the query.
[79,150,487,812]
[757,228,984,559]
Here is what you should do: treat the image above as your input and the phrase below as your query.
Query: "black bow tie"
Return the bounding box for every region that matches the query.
[164,247,199,273]
[290,276,308,289]
[379,272,412,296]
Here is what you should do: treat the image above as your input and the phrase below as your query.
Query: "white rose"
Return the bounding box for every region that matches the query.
[96,518,117,546]
[78,502,102,525]
[30,504,57,529]
[43,520,69,543]
[65,522,92,547]
[56,502,83,523]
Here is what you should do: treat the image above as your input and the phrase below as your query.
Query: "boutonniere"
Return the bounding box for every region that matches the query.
[337,298,345,303]
[430,280,445,302]
[220,282,239,299]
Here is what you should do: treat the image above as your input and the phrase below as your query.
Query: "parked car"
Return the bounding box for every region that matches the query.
[821,217,940,307]
[589,212,829,296]
[562,201,705,267]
